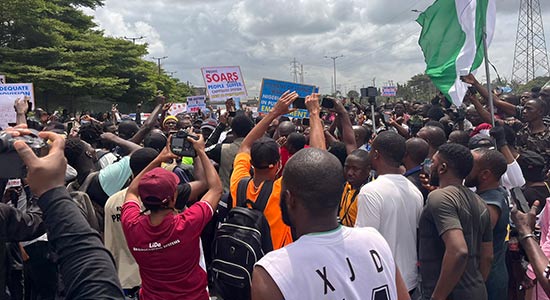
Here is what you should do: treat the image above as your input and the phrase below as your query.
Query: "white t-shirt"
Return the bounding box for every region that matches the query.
[104,188,141,289]
[256,226,398,300]
[355,174,423,291]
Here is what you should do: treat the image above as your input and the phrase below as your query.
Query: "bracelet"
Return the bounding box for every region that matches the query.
[519,233,537,243]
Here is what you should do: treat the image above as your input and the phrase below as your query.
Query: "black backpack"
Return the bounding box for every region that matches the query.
[211,177,274,300]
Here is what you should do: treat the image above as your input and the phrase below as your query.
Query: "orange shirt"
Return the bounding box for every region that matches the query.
[230,152,293,250]
[339,183,360,227]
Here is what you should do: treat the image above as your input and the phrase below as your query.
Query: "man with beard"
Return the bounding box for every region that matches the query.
[251,148,410,300]
[464,149,509,300]
[418,143,493,300]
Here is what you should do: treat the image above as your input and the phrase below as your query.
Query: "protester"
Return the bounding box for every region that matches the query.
[403,137,430,200]
[251,148,410,300]
[121,134,222,299]
[418,143,493,300]
[355,131,423,294]
[229,91,325,250]
[206,113,255,192]
[465,148,509,300]
[10,127,125,299]
[339,149,371,227]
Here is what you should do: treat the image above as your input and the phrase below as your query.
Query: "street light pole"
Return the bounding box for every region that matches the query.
[152,56,168,76]
[123,36,145,44]
[325,55,344,95]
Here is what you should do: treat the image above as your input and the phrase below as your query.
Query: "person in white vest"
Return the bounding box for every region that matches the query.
[251,147,410,300]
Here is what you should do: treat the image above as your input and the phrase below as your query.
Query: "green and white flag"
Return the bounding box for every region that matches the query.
[417,0,496,106]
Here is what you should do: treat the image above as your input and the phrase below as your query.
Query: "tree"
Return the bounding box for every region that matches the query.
[0,0,192,111]
[396,73,436,102]
[347,90,359,100]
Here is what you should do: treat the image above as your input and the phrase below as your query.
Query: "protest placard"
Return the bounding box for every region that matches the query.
[168,103,188,116]
[201,66,247,104]
[0,83,34,129]
[259,79,317,119]
[382,86,397,97]
[186,95,207,113]
[0,75,5,84]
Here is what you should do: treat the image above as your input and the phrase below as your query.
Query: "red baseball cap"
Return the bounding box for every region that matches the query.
[138,167,180,206]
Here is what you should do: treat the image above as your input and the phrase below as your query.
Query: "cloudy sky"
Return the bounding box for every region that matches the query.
[84,0,550,96]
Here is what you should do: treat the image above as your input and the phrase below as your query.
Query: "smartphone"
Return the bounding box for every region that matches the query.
[510,187,530,213]
[293,97,307,109]
[228,111,236,117]
[302,118,310,126]
[321,97,335,109]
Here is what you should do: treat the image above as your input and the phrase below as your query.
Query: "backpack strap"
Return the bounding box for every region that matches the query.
[249,180,274,213]
[236,177,252,207]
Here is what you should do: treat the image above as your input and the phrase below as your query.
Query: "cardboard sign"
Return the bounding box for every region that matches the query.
[259,79,317,119]
[201,66,247,104]
[0,83,34,129]
[382,86,397,97]
[168,103,188,116]
[186,95,207,113]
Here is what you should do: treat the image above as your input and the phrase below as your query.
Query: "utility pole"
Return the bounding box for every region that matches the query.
[152,56,168,76]
[325,55,343,95]
[300,64,304,83]
[290,58,300,83]
[124,36,145,44]
[512,0,550,82]
[372,77,376,87]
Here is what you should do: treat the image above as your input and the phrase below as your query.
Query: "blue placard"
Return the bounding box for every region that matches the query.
[259,78,318,119]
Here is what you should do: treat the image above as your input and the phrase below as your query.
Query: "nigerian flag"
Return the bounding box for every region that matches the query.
[417,0,496,106]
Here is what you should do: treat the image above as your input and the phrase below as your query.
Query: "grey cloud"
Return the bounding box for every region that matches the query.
[88,0,550,95]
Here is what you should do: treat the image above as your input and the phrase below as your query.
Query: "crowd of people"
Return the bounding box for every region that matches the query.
[0,73,549,300]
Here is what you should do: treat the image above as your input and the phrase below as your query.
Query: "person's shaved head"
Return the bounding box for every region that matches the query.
[448,130,470,148]
[405,138,429,166]
[353,125,369,147]
[417,126,447,156]
[283,148,345,214]
[278,121,296,137]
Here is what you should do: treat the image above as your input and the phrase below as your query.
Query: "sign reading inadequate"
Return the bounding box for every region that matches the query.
[201,66,247,104]
[0,83,34,129]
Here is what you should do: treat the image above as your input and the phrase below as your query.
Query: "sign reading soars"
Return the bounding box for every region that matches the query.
[186,95,207,113]
[201,66,247,103]
[0,83,35,129]
[259,79,317,119]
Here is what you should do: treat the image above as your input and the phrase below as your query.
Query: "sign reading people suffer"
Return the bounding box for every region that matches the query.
[0,83,34,129]
[201,66,247,104]
[186,95,207,113]
[259,79,318,119]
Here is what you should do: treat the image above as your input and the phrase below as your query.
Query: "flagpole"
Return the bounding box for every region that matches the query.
[482,25,495,126]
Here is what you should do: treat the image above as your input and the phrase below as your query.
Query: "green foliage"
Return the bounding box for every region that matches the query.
[516,76,550,93]
[0,0,192,111]
[396,73,437,102]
